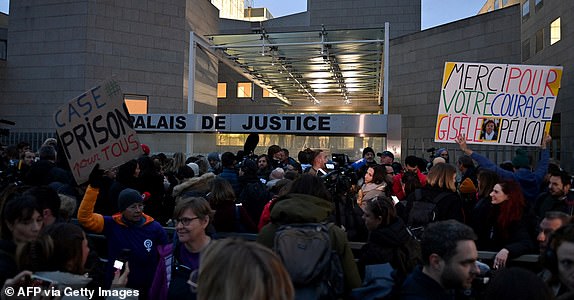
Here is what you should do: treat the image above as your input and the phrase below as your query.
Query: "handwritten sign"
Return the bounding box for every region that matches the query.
[435,62,562,146]
[54,79,142,184]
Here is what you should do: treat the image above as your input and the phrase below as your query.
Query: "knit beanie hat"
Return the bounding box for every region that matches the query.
[118,188,145,211]
[512,148,530,169]
[362,147,375,158]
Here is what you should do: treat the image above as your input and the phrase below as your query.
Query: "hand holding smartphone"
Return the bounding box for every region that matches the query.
[29,274,58,288]
[114,248,131,272]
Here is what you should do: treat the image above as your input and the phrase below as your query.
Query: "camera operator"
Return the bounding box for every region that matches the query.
[322,153,367,242]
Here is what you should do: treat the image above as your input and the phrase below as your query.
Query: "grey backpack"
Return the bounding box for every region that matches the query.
[273,222,344,300]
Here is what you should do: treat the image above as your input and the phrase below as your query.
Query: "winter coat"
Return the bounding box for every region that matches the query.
[257,193,361,291]
[392,170,427,201]
[172,173,215,202]
[238,176,272,225]
[0,239,17,285]
[78,186,169,291]
[400,186,465,224]
[470,199,535,257]
[212,201,257,233]
[471,149,549,204]
[358,218,420,283]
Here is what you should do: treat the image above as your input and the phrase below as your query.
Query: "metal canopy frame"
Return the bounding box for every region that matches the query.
[208,26,387,110]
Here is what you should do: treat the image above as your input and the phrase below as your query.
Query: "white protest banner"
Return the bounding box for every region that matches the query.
[54,79,142,184]
[435,62,562,146]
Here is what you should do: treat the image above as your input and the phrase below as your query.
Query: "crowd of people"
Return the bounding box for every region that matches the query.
[0,134,573,299]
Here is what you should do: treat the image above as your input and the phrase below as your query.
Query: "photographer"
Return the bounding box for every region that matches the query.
[323,153,367,242]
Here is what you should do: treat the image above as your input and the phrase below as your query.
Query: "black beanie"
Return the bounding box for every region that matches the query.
[118,188,144,211]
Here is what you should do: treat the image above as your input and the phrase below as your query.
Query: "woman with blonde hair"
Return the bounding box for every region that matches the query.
[400,163,464,226]
[196,238,294,300]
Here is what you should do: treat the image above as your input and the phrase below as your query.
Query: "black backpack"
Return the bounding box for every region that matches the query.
[273,222,345,300]
[406,189,451,240]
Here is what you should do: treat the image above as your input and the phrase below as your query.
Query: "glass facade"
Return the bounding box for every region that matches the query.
[215,133,386,161]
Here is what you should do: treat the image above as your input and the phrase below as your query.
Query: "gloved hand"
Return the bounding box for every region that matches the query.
[89,164,105,188]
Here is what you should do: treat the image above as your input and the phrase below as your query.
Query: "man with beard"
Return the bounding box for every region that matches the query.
[534,170,573,219]
[401,220,479,300]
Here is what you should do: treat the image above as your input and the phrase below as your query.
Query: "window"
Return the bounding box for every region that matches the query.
[535,29,544,53]
[124,95,148,114]
[522,0,530,20]
[494,0,499,9]
[535,0,543,11]
[237,82,252,98]
[522,39,530,61]
[217,83,227,98]
[502,0,509,6]
[0,40,6,60]
[550,18,561,45]
[263,89,276,98]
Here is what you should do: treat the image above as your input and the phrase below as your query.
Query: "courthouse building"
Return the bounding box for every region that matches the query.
[0,0,572,169]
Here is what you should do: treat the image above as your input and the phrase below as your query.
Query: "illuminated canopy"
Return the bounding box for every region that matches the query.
[207,27,387,111]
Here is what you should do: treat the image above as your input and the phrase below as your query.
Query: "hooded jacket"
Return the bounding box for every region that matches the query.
[172,172,215,200]
[257,193,361,291]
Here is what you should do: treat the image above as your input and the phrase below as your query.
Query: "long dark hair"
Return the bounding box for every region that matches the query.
[365,196,396,227]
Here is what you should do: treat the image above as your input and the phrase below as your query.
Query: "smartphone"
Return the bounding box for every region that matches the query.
[30,274,57,288]
[114,248,131,271]
[391,195,399,205]
[113,260,125,271]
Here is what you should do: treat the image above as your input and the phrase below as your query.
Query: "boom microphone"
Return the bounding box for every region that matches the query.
[243,133,259,157]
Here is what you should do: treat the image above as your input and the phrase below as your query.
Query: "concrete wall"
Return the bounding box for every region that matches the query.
[0,0,220,155]
[389,5,522,156]
[521,0,574,169]
[220,0,420,37]
[308,0,420,38]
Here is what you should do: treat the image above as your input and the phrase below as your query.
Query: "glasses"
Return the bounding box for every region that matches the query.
[127,204,144,211]
[176,216,200,226]
[441,153,449,157]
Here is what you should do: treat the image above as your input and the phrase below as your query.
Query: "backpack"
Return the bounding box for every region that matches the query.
[406,189,451,240]
[273,223,345,300]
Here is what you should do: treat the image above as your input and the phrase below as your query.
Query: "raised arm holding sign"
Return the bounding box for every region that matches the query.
[455,134,551,204]
[54,79,142,184]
